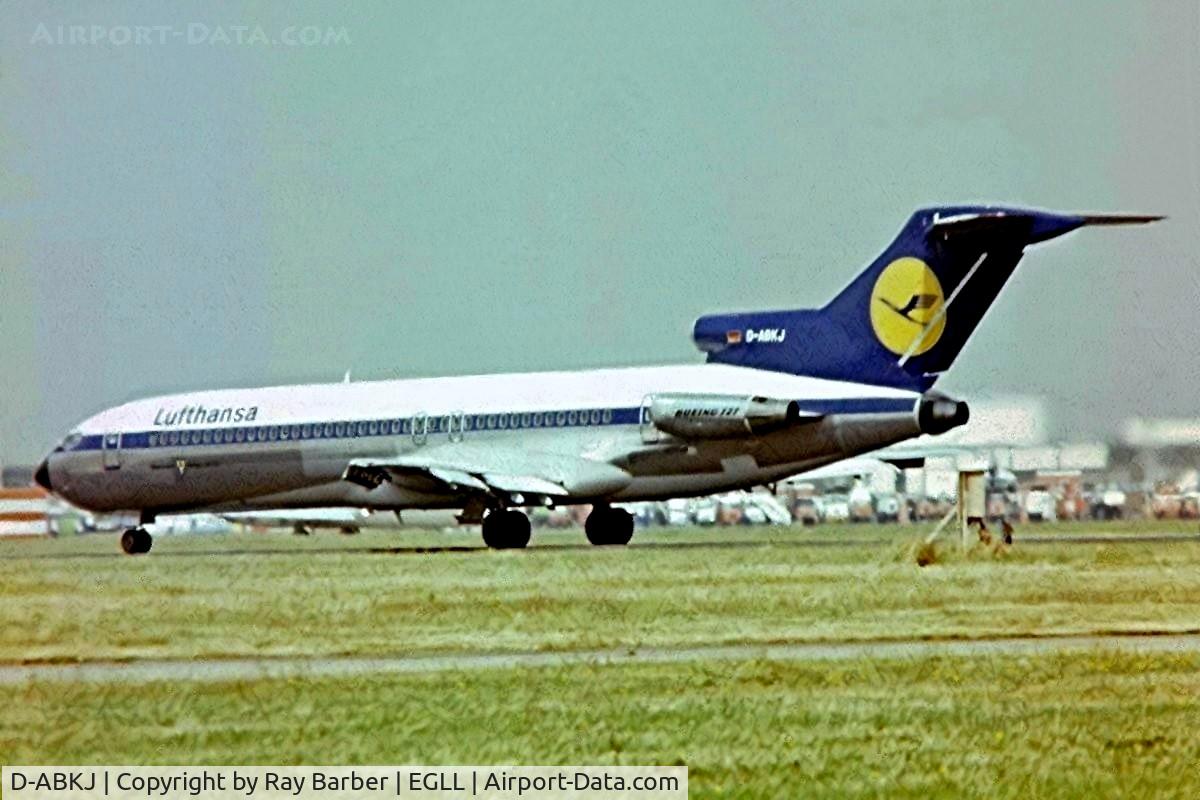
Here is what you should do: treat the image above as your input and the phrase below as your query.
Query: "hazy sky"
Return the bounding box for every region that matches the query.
[2,2,1198,462]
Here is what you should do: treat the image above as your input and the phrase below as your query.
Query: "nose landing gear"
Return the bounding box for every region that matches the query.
[120,527,153,555]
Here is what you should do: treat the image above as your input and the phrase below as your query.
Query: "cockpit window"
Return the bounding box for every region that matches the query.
[57,432,84,451]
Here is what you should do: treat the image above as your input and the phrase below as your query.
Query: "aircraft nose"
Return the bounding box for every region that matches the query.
[34,458,52,492]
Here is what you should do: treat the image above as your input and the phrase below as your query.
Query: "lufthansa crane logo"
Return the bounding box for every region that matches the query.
[869,257,946,356]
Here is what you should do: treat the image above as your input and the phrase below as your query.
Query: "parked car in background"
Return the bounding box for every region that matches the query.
[819,493,851,523]
[1151,484,1185,519]
[848,484,874,523]
[664,498,692,526]
[873,493,901,523]
[1024,487,1058,522]
[693,497,718,526]
[793,497,821,526]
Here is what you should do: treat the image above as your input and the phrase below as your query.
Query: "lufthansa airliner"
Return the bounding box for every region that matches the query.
[35,206,1158,553]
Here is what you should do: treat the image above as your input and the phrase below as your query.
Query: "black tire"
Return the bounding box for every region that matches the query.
[585,507,634,546]
[121,527,152,555]
[481,510,531,549]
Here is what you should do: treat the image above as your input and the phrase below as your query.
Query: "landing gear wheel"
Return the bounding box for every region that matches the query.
[585,507,635,546]
[120,527,153,555]
[481,510,531,549]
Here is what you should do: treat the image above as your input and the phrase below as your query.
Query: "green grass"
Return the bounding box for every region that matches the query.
[3,524,1200,663]
[4,522,1199,796]
[3,650,1198,798]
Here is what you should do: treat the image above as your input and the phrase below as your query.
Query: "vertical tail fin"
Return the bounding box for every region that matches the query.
[693,206,1161,390]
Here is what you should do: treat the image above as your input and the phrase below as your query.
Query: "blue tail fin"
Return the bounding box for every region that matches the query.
[693,205,1160,391]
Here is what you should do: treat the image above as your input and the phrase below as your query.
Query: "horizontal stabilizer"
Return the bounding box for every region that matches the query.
[1078,213,1165,226]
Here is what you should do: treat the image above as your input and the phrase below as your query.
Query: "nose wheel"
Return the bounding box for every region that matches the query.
[481,509,531,549]
[120,527,153,555]
[585,506,634,546]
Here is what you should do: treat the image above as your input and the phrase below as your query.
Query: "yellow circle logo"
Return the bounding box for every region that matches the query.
[869,257,946,356]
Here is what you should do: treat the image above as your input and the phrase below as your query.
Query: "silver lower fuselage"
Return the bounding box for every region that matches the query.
[44,411,923,516]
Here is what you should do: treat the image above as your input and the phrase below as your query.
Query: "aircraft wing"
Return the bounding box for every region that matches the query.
[343,443,633,501]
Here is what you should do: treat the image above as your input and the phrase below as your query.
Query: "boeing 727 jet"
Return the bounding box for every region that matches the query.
[35,206,1159,553]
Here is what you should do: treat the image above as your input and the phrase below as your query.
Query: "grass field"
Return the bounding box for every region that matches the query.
[2,523,1199,663]
[3,521,1199,797]
[4,651,1199,798]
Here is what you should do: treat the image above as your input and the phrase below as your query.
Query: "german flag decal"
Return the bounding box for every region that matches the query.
[725,330,743,345]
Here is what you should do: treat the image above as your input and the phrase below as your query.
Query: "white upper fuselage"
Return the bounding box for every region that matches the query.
[77,363,917,435]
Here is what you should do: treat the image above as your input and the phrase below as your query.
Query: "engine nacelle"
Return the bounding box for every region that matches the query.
[648,393,805,439]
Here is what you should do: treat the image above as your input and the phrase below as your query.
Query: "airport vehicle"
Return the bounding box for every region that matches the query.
[1024,487,1058,522]
[819,493,851,523]
[848,482,875,522]
[664,498,693,526]
[873,493,901,523]
[34,206,1158,553]
[1095,486,1127,519]
[692,497,718,526]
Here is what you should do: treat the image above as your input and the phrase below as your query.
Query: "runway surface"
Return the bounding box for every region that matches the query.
[4,631,1199,685]
[3,531,1198,561]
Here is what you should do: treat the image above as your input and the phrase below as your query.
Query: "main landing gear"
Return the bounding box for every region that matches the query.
[481,509,532,549]
[120,527,153,555]
[585,505,634,546]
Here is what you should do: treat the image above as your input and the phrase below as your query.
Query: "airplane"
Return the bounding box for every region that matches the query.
[34,205,1160,554]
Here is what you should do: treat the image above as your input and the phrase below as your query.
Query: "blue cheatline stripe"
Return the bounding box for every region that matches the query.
[64,397,914,452]
[793,397,915,415]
